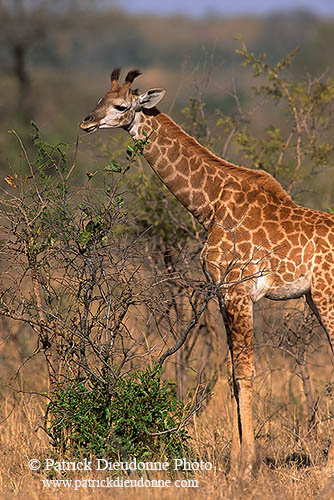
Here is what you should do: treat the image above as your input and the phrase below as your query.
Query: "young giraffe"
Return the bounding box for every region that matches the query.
[80,69,334,478]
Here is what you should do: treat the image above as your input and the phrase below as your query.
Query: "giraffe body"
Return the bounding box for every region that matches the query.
[80,69,334,478]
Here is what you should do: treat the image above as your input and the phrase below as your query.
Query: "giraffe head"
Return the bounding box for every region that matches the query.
[80,68,166,133]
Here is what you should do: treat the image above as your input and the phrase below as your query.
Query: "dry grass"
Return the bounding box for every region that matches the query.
[0,382,333,500]
[1,302,334,500]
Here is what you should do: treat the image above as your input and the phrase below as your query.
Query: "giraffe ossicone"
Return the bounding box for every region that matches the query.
[81,69,334,478]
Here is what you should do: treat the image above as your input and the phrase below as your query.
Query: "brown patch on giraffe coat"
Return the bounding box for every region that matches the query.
[156,158,167,171]
[205,175,221,201]
[289,233,299,247]
[206,165,216,175]
[283,221,295,233]
[289,247,302,262]
[287,262,295,273]
[163,165,174,178]
[234,191,246,204]
[246,190,258,203]
[265,221,279,234]
[226,179,242,191]
[171,175,188,190]
[280,207,292,219]
[148,144,159,158]
[191,170,204,189]
[175,157,190,176]
[317,225,330,238]
[192,191,206,208]
[178,190,191,207]
[327,253,334,263]
[300,233,308,246]
[264,204,279,221]
[252,228,267,245]
[167,143,180,162]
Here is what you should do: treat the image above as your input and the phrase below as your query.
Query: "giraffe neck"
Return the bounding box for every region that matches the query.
[125,108,232,228]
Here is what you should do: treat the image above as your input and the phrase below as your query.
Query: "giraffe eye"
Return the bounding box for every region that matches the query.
[114,105,128,112]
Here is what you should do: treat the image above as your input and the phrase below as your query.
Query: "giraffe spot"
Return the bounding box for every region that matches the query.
[325,272,332,283]
[208,228,225,247]
[178,190,191,207]
[289,233,299,246]
[149,145,159,158]
[265,204,279,220]
[275,239,291,257]
[299,264,307,275]
[303,240,314,259]
[175,157,190,176]
[162,137,173,146]
[326,252,334,264]
[157,158,167,170]
[189,155,201,168]
[234,191,246,204]
[280,207,292,219]
[269,231,285,245]
[323,261,330,271]
[244,206,261,230]
[317,225,329,237]
[239,241,252,256]
[193,191,206,208]
[221,189,234,203]
[173,175,188,190]
[265,221,278,235]
[283,221,295,233]
[252,228,267,245]
[308,211,320,221]
[317,237,329,250]
[246,190,258,203]
[167,143,180,162]
[226,179,241,191]
[205,175,221,201]
[300,233,308,246]
[164,165,174,178]
[191,170,203,189]
[287,262,295,273]
[207,165,216,175]
[256,194,267,206]
[289,247,302,262]
[328,232,334,245]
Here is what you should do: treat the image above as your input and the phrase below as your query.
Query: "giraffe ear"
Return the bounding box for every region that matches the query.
[138,88,166,109]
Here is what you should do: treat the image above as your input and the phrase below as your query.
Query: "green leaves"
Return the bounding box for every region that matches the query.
[104,130,152,176]
[47,365,194,462]
[233,40,334,195]
[104,162,123,173]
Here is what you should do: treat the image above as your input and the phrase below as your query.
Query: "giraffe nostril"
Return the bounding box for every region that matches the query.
[84,114,94,123]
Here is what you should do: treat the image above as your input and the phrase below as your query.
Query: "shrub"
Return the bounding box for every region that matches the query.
[46,365,194,462]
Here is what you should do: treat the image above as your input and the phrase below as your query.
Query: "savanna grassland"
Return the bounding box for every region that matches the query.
[1,2,334,499]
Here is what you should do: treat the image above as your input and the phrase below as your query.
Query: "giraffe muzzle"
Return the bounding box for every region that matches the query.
[80,114,99,133]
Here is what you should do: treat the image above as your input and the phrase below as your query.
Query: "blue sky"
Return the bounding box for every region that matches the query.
[115,0,334,17]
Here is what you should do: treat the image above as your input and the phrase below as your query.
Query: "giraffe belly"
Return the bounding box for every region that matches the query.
[264,276,311,301]
[250,275,311,302]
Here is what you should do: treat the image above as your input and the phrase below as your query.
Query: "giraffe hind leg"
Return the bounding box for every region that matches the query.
[306,289,334,472]
[306,291,334,357]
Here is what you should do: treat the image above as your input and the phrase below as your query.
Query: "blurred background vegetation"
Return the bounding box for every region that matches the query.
[1,2,334,496]
[1,1,334,207]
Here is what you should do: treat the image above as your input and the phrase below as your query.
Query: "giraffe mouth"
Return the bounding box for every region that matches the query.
[81,124,99,133]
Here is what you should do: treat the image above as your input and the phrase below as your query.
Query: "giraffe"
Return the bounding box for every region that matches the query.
[80,68,334,478]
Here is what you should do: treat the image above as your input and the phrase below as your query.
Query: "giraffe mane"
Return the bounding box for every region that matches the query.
[152,111,293,205]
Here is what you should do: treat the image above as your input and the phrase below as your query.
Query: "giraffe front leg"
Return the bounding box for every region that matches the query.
[223,293,258,479]
[227,349,242,468]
